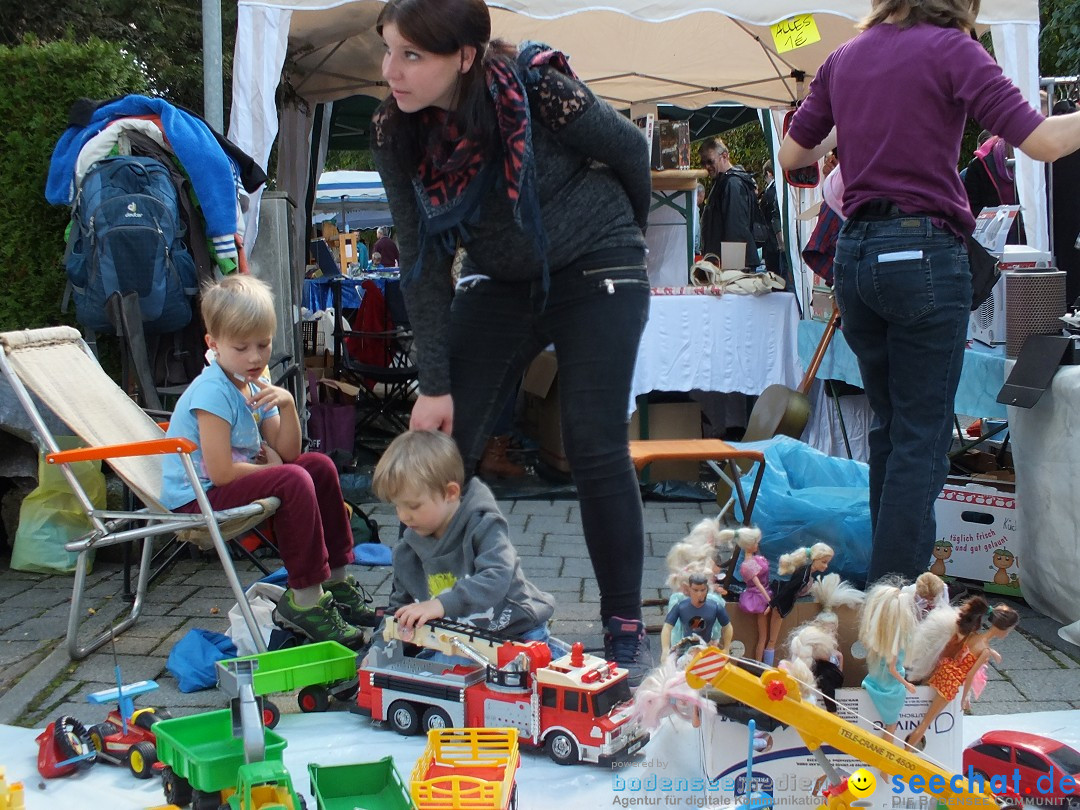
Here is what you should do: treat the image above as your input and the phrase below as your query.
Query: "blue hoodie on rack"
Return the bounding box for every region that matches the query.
[46,95,241,258]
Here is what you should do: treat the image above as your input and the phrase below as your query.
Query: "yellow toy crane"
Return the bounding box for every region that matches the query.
[685,649,1015,810]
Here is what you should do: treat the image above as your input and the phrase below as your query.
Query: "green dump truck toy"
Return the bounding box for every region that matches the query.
[152,709,289,809]
[217,641,358,728]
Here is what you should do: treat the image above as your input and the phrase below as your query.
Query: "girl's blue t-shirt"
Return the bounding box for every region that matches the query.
[159,362,278,509]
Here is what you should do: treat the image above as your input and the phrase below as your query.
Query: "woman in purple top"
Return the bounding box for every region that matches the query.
[779,0,1080,584]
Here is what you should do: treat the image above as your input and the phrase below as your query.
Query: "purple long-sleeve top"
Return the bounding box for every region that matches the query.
[787,22,1044,236]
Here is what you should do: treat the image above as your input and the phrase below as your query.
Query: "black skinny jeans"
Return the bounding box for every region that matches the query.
[448,247,649,620]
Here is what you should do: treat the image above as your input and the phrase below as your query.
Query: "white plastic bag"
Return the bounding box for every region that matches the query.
[227,582,285,656]
[316,308,336,355]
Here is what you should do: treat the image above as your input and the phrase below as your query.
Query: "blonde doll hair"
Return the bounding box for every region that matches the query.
[778,542,833,576]
[858,581,917,664]
[665,541,715,591]
[666,560,714,592]
[786,622,838,668]
[685,517,736,556]
[809,572,865,626]
[914,572,946,602]
[721,526,763,553]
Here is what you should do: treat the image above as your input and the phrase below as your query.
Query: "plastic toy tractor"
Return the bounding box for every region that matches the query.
[86,680,170,779]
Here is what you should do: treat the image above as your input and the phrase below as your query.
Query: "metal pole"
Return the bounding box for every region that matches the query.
[202,0,224,133]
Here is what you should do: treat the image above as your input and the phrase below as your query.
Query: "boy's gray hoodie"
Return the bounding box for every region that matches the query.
[387,478,555,636]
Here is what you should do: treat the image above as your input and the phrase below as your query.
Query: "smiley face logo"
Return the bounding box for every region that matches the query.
[848,768,877,799]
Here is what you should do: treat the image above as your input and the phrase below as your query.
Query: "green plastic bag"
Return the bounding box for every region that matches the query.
[10,437,105,574]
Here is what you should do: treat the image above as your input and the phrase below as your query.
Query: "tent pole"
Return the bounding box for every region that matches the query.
[202,0,224,133]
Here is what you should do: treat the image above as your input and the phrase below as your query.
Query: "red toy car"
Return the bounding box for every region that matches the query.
[86,680,169,779]
[964,730,1080,807]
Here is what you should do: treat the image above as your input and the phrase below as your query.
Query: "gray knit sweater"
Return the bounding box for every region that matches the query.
[373,66,652,395]
[386,478,555,637]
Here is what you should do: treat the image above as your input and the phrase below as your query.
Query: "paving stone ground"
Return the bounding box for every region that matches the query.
[1,497,1077,729]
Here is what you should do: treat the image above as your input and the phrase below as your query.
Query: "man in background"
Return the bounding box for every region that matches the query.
[699,138,763,269]
[372,225,399,268]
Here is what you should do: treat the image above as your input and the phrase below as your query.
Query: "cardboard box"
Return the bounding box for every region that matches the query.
[932,478,1022,596]
[318,377,362,404]
[521,351,702,478]
[727,601,866,685]
[628,402,703,481]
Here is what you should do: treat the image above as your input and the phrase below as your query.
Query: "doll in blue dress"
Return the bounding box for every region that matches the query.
[859,581,918,746]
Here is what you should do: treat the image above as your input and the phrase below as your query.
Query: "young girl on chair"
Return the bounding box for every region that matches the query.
[159,275,372,648]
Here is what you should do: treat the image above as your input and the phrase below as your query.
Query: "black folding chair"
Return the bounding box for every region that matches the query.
[330,277,419,450]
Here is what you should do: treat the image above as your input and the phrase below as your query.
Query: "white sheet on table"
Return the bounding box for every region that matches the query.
[630,293,801,418]
[5,707,1076,809]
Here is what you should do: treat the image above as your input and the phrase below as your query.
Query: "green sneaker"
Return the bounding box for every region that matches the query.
[325,576,379,628]
[274,590,365,650]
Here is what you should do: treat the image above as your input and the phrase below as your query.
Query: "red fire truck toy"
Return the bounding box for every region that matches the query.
[356,617,648,766]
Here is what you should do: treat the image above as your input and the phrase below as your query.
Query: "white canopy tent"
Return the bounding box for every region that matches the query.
[229,0,1046,300]
[313,169,393,230]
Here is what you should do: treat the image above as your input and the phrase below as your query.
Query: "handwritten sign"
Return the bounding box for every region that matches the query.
[771,14,821,54]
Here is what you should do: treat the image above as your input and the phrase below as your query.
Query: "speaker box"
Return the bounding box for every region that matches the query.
[1005,269,1066,357]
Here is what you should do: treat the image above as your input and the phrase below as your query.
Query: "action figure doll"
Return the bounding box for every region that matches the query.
[661,572,733,658]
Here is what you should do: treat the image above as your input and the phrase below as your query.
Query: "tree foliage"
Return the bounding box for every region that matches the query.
[1040,0,1080,79]
[0,37,146,330]
[0,0,236,118]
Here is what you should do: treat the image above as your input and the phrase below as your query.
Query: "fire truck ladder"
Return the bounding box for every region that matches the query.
[385,617,524,669]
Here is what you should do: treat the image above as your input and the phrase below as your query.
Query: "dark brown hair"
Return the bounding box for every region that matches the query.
[859,0,980,32]
[988,603,1019,631]
[941,595,987,658]
[375,0,514,168]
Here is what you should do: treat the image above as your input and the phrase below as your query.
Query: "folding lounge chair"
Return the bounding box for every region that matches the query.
[0,327,274,659]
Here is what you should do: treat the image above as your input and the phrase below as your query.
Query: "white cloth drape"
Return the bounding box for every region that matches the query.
[228,4,291,248]
[992,21,1047,252]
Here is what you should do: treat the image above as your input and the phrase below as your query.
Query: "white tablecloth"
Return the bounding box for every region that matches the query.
[4,708,1077,809]
[629,292,801,416]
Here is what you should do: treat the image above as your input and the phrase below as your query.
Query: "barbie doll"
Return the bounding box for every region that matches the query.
[732,528,772,662]
[905,598,1018,751]
[859,581,918,744]
[761,542,834,665]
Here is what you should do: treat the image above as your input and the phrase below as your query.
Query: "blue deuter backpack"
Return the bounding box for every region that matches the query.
[65,155,198,334]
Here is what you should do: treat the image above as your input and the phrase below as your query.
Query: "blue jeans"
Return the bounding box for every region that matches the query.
[449,248,650,620]
[833,216,971,583]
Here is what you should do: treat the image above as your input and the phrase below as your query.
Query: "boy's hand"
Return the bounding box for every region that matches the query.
[394,599,445,630]
[247,378,295,413]
[260,443,282,467]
